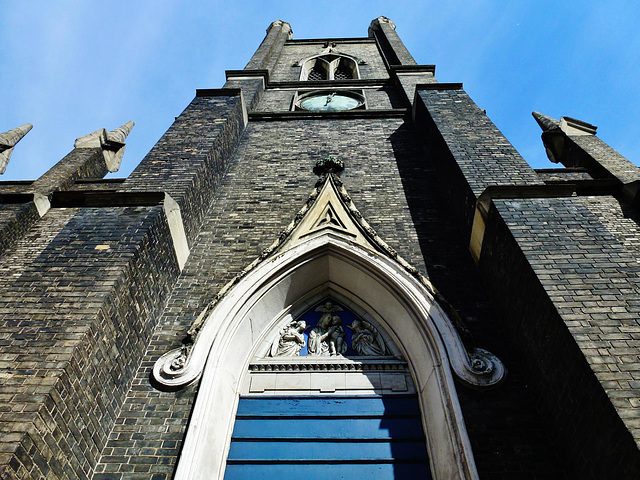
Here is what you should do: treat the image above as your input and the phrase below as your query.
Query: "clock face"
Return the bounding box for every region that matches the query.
[299,92,363,112]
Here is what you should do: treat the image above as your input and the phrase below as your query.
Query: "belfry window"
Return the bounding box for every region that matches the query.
[300,55,358,81]
[307,61,328,81]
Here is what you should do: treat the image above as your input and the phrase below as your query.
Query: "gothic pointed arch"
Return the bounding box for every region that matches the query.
[300,52,360,81]
[154,164,505,479]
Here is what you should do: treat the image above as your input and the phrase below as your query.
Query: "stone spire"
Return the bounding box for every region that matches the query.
[0,123,33,174]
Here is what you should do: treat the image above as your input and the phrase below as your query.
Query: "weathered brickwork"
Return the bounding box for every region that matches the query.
[120,94,246,244]
[570,134,640,184]
[368,18,416,66]
[479,196,640,478]
[415,87,543,232]
[93,115,572,479]
[0,202,40,255]
[223,78,264,111]
[3,17,640,480]
[393,128,571,478]
[29,148,107,194]
[396,71,436,105]
[535,168,594,182]
[583,195,640,258]
[0,206,180,479]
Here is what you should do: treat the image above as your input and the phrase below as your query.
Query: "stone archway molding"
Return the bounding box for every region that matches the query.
[155,232,503,479]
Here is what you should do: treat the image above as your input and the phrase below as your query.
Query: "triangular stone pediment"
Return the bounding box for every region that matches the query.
[280,175,371,251]
[302,201,354,238]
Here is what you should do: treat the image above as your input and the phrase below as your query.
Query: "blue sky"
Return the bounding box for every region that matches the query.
[1,1,639,181]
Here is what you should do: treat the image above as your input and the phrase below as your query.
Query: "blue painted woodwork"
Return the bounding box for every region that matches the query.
[231,417,425,440]
[224,395,432,479]
[236,396,422,417]
[224,463,432,480]
[228,441,428,461]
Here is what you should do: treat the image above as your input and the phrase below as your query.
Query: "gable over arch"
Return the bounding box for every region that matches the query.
[154,172,505,479]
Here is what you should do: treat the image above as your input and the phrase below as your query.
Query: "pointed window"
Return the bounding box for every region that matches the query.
[300,54,358,81]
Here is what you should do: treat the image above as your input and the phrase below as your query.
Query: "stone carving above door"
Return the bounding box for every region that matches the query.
[269,300,389,359]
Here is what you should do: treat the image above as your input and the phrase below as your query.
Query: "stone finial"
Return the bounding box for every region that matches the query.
[0,123,33,174]
[533,111,597,137]
[74,128,108,149]
[313,155,344,176]
[104,120,135,172]
[266,20,292,38]
[73,120,134,173]
[369,16,397,31]
[532,111,560,132]
[106,120,134,144]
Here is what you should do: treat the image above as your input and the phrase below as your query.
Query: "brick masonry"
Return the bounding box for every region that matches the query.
[2,17,640,480]
[478,195,640,478]
[0,206,180,479]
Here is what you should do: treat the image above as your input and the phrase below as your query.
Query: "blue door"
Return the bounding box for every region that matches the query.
[224,395,432,479]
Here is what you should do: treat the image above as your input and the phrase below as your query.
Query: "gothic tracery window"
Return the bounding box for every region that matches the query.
[300,54,358,81]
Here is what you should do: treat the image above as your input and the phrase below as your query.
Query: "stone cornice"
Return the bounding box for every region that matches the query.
[249,109,409,121]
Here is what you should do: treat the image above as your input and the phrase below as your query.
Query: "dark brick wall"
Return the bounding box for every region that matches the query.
[569,135,640,184]
[0,202,40,255]
[478,196,640,479]
[270,41,388,82]
[94,117,429,479]
[368,19,416,67]
[223,78,264,112]
[120,93,247,245]
[0,205,180,479]
[92,116,573,479]
[30,148,108,194]
[415,87,543,233]
[394,127,571,479]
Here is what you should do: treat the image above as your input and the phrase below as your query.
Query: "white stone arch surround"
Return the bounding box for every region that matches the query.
[158,232,496,480]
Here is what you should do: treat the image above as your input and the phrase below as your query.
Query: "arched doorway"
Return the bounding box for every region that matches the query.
[154,172,503,479]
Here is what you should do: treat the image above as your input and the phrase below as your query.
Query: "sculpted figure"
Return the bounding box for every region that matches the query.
[308,301,346,356]
[308,313,332,356]
[327,315,347,356]
[271,320,307,357]
[348,319,387,356]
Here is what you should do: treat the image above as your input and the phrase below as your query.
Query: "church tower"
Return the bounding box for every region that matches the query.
[2,17,640,480]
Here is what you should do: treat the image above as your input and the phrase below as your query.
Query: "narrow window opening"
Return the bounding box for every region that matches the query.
[308,66,327,81]
[334,60,353,80]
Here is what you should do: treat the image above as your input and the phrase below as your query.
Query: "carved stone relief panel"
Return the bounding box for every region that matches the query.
[269,299,389,358]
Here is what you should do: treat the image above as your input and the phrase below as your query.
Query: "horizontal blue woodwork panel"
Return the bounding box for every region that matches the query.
[224,462,432,480]
[227,440,428,461]
[236,396,422,417]
[231,417,425,440]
